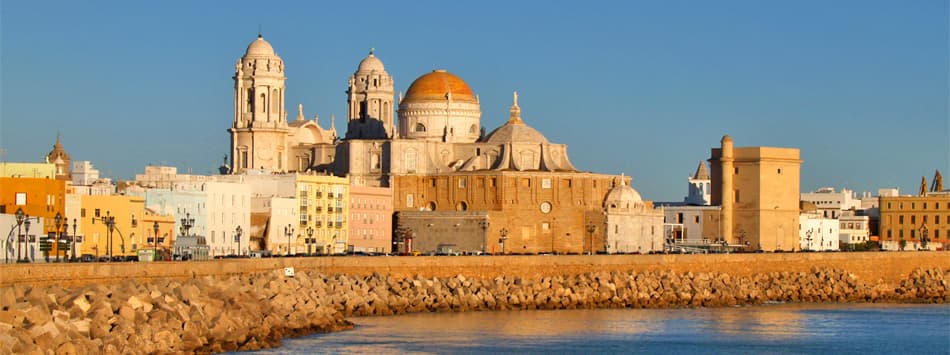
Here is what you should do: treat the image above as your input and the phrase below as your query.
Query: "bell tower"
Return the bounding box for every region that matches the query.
[229,34,289,173]
[346,49,395,139]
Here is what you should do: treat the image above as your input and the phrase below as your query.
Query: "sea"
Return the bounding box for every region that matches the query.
[240,303,950,354]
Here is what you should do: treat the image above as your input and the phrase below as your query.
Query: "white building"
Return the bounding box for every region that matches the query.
[660,205,722,245]
[800,212,839,251]
[1,214,45,263]
[839,215,870,248]
[604,181,664,254]
[800,187,862,219]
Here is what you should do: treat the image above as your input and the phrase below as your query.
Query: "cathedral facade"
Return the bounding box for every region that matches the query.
[228,35,662,254]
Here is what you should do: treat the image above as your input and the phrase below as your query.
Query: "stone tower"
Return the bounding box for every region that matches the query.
[229,34,289,173]
[346,49,395,139]
[716,135,735,243]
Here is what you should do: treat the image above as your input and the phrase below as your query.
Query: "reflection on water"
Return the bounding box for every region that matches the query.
[241,304,950,355]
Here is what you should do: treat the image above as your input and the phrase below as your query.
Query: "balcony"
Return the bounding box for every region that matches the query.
[315,192,323,198]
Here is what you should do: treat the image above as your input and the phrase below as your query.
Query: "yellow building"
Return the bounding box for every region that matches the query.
[0,163,56,179]
[78,195,146,258]
[294,174,350,254]
[709,135,802,251]
[879,193,949,251]
[141,211,176,260]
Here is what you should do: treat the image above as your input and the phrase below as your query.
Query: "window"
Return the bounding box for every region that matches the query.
[887,230,892,238]
[734,167,739,175]
[95,209,101,217]
[911,230,916,238]
[777,168,782,174]
[924,203,928,210]
[911,216,916,224]
[734,190,740,203]
[406,194,414,208]
[676,213,684,223]
[415,123,426,132]
[470,124,477,134]
[458,178,466,188]
[935,230,941,239]
[81,208,86,218]
[899,215,904,224]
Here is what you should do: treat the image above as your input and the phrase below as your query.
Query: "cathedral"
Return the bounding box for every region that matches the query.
[227,35,663,254]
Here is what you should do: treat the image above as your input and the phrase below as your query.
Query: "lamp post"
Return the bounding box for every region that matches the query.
[24,216,32,262]
[62,219,70,262]
[234,225,243,257]
[284,224,294,256]
[306,226,314,256]
[152,221,160,261]
[92,212,117,261]
[70,219,77,261]
[54,212,62,262]
[586,222,597,255]
[14,208,25,263]
[499,228,509,255]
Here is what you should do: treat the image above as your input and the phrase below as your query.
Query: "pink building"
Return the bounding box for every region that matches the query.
[348,186,393,253]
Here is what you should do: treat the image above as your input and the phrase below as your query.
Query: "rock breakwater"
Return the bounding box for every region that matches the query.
[1,267,946,354]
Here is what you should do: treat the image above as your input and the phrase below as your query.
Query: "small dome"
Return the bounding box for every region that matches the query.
[605,184,643,206]
[403,69,476,103]
[485,123,549,144]
[357,51,385,72]
[245,35,276,57]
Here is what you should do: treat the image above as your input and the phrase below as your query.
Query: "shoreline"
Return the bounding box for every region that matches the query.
[1,264,947,354]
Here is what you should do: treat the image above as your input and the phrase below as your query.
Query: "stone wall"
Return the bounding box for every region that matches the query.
[2,252,949,288]
[1,264,947,353]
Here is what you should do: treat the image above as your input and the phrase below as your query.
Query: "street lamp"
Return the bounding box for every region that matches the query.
[306,226,314,256]
[586,222,597,255]
[14,208,25,263]
[70,219,77,261]
[93,212,117,260]
[24,216,33,262]
[499,228,509,255]
[284,224,294,256]
[54,212,62,262]
[62,219,70,262]
[152,221,160,261]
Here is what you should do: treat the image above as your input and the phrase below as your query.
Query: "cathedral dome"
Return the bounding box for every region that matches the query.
[485,92,549,144]
[485,122,549,144]
[244,35,276,57]
[403,70,476,103]
[357,51,385,72]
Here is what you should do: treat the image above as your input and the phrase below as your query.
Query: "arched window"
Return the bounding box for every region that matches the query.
[371,153,380,170]
[456,201,468,211]
[415,123,426,132]
[259,93,267,114]
[246,89,254,113]
[470,124,477,134]
[271,89,279,113]
[426,201,436,211]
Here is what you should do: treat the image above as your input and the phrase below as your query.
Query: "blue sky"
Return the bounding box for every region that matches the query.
[1,0,947,201]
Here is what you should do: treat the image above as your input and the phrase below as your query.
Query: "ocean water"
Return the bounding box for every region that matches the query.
[243,304,950,354]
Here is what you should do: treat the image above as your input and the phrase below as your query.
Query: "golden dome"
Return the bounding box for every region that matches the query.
[403,69,476,103]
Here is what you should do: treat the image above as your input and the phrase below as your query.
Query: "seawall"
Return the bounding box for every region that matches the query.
[2,252,948,287]
[1,253,948,353]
